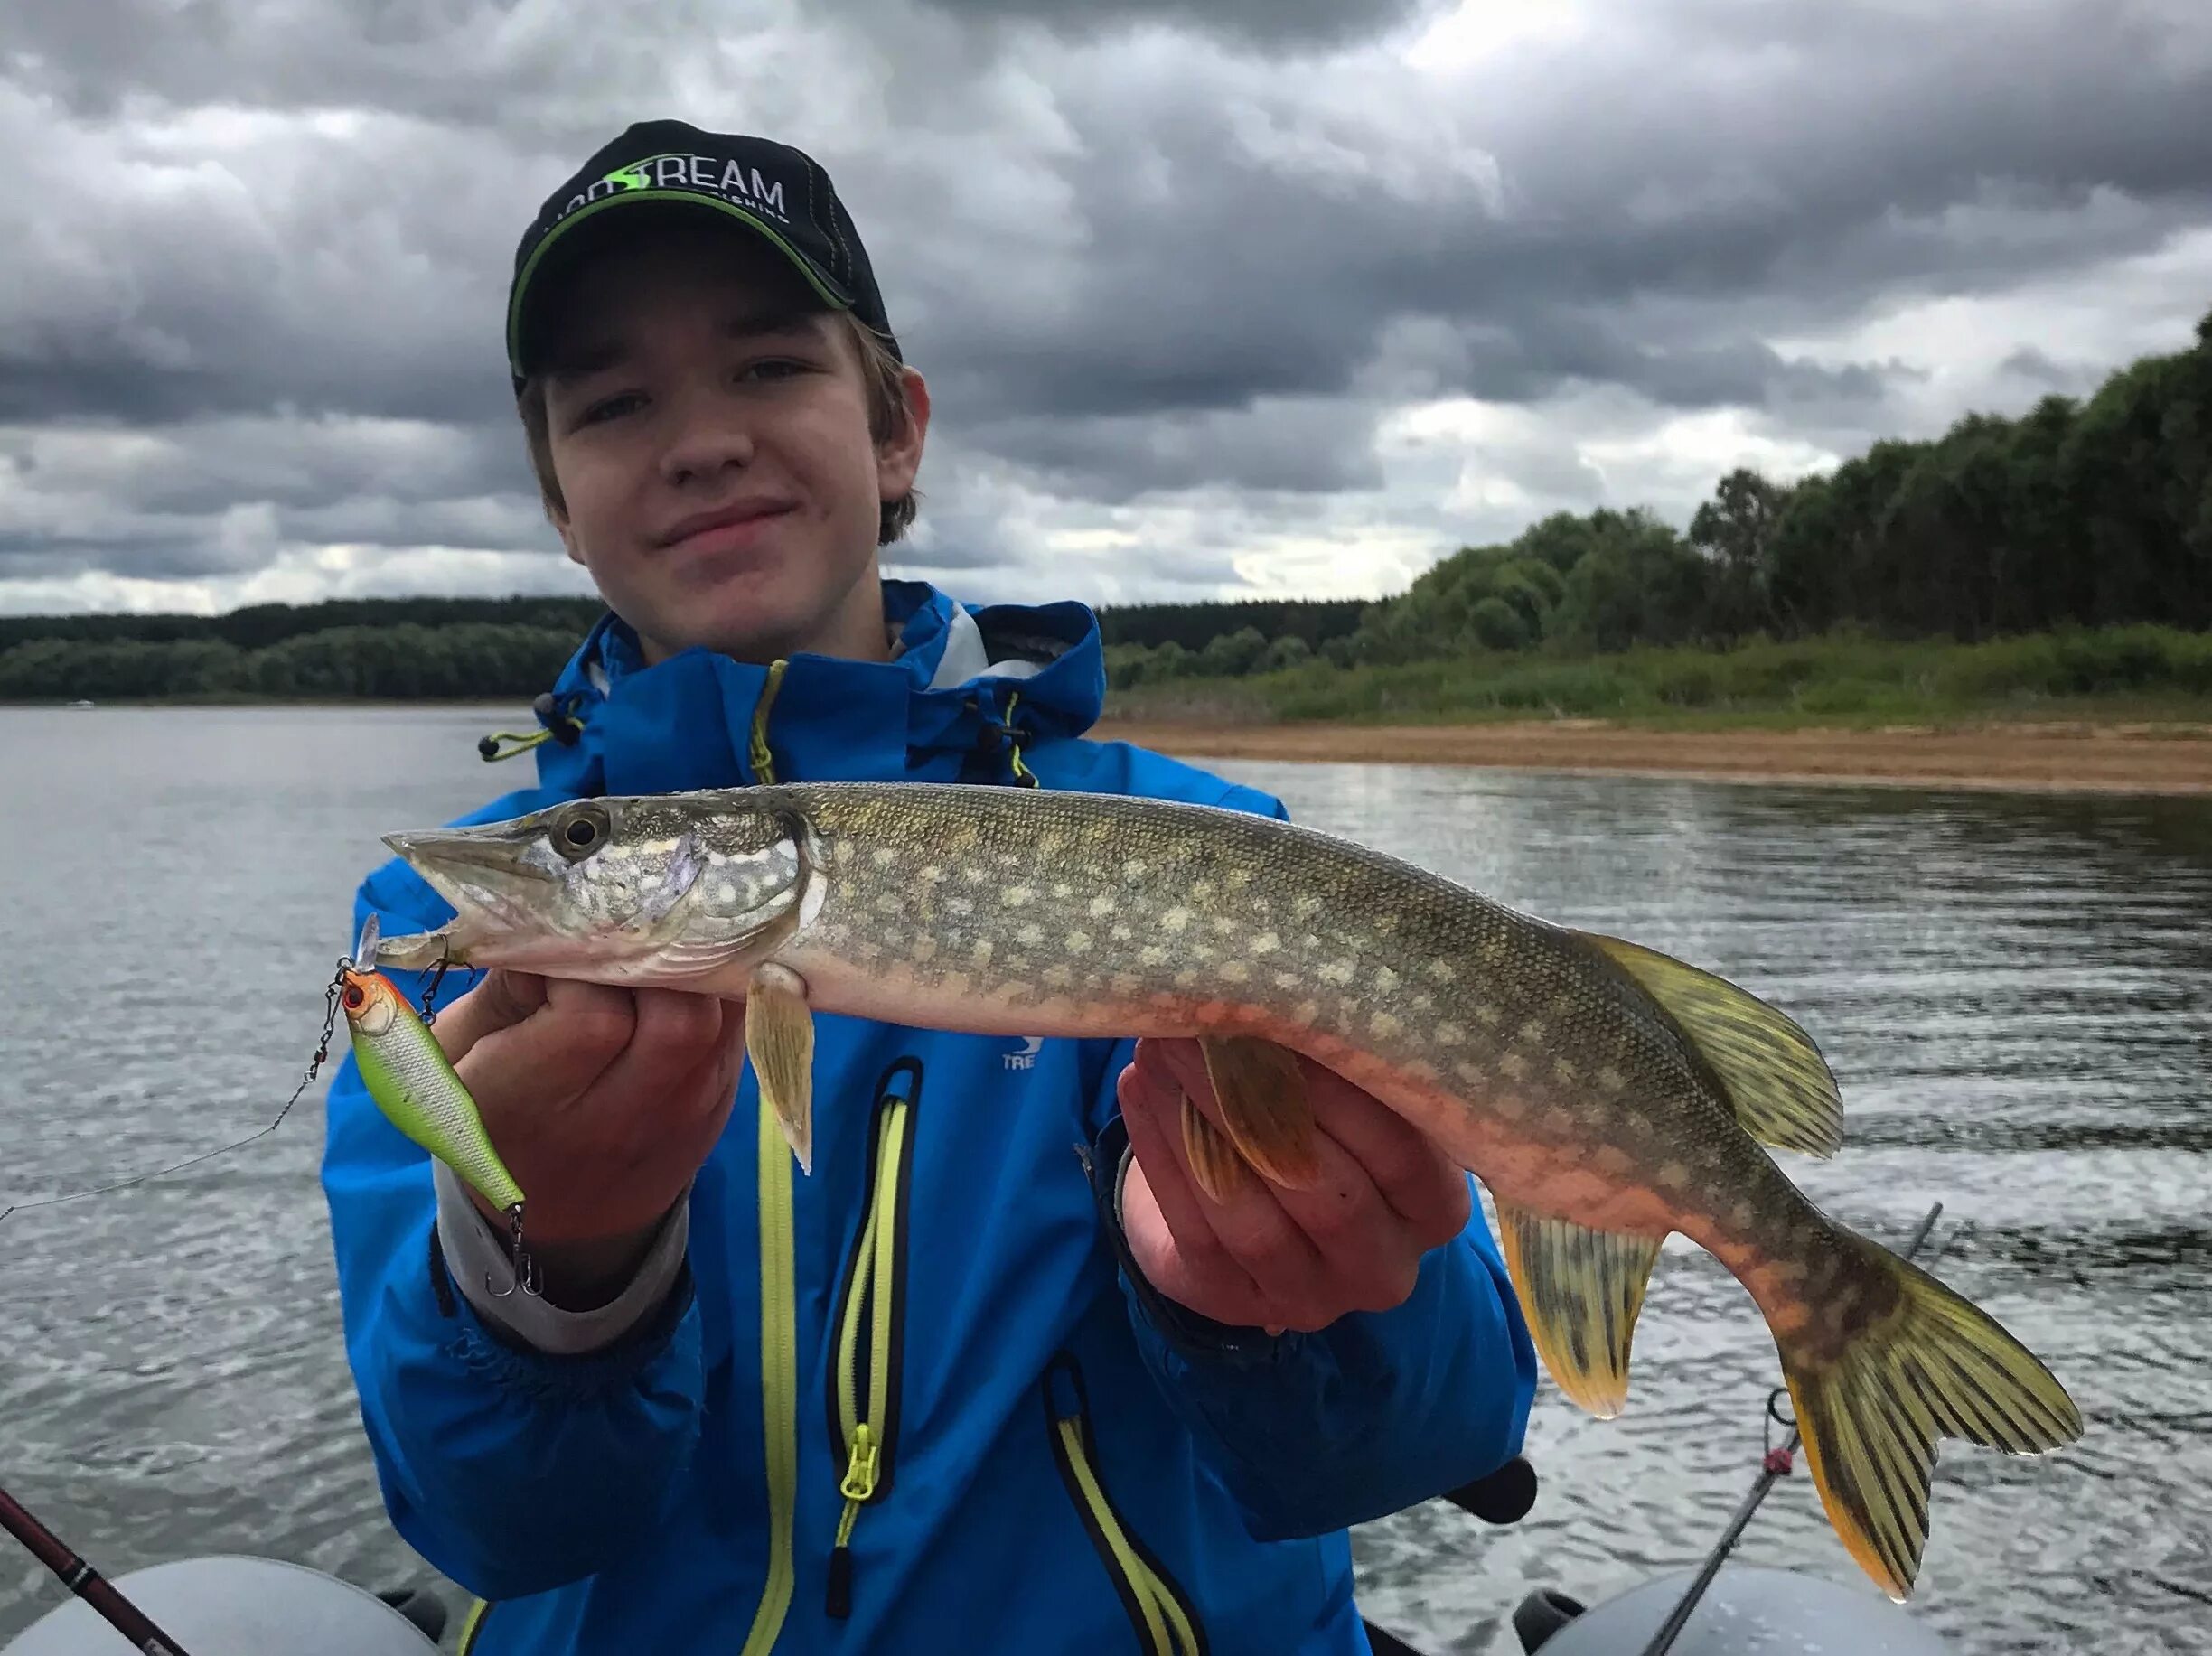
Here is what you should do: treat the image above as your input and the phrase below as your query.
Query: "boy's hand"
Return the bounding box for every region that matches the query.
[427,968,749,1306]
[1116,1036,1471,1334]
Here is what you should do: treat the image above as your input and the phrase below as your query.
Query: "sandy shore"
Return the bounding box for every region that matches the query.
[1092,717,2212,795]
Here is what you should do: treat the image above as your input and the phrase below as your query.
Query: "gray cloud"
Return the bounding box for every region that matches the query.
[970,397,1387,498]
[890,0,2212,435]
[2,0,2209,612]
[913,0,1433,48]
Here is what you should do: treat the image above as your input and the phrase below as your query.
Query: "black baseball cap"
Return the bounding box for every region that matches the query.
[505,118,899,386]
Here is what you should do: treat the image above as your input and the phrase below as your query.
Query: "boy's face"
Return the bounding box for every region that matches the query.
[536,219,929,666]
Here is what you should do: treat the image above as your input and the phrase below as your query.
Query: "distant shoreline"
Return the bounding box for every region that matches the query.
[10,701,2211,795]
[1092,716,2212,796]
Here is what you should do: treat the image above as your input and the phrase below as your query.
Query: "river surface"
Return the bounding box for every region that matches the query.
[1,706,2207,1653]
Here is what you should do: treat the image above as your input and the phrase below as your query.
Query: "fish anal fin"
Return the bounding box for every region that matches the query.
[1495,1202,1664,1420]
[1197,1035,1323,1191]
[1575,931,1844,1159]
[746,963,815,1174]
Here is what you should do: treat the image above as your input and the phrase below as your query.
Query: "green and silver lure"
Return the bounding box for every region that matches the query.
[339,921,533,1293]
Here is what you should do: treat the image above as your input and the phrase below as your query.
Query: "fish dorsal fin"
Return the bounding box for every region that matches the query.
[1495,1202,1665,1419]
[1575,931,1844,1159]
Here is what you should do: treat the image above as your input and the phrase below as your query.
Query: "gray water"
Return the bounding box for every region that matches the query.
[0,706,2207,1654]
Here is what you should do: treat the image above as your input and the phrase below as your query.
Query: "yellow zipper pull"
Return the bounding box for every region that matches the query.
[827,1424,881,1619]
[840,1423,882,1502]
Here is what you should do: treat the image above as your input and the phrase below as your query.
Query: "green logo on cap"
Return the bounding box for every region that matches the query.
[602,162,653,192]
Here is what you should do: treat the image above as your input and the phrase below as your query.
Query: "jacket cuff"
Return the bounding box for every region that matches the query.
[433,1161,691,1357]
[1082,1115,1291,1368]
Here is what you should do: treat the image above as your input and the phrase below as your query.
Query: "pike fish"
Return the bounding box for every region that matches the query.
[371,781,2082,1598]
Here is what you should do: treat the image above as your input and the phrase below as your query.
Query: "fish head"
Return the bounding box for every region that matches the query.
[377,792,811,986]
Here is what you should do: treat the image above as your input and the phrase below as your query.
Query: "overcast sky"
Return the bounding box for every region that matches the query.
[5,0,2209,617]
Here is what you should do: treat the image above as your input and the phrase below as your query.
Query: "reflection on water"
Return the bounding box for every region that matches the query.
[2,711,2208,1652]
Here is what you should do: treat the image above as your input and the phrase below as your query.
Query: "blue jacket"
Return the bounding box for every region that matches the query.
[321,580,1535,1655]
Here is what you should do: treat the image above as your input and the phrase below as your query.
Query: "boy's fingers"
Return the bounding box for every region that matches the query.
[428,968,548,1062]
[454,978,639,1110]
[588,990,745,1119]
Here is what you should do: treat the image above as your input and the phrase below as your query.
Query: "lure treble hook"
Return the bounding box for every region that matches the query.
[489,1202,543,1300]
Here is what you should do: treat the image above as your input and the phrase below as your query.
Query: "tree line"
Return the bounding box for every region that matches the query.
[5,305,2207,704]
[1109,305,2212,688]
[0,623,586,703]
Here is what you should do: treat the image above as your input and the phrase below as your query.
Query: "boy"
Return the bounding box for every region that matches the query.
[321,118,1535,1654]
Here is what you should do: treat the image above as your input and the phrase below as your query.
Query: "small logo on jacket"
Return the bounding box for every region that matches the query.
[1003,1035,1045,1071]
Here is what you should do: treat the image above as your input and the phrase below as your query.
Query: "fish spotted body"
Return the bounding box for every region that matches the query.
[374,780,2082,1600]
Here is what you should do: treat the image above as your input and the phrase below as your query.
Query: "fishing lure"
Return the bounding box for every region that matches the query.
[341,918,535,1295]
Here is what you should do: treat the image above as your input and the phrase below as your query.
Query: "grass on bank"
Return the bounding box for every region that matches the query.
[1103,626,2212,731]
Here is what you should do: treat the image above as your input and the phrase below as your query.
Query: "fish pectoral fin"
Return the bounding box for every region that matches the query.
[1180,1092,1251,1203]
[1573,930,1844,1159]
[1495,1202,1665,1420]
[1196,1035,1324,1191]
[745,963,815,1174]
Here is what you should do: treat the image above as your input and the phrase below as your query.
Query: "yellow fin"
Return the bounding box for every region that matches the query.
[1576,931,1843,1158]
[1197,1035,1323,1191]
[1779,1229,2083,1602]
[1180,1091,1250,1203]
[746,963,814,1174]
[1495,1202,1664,1420]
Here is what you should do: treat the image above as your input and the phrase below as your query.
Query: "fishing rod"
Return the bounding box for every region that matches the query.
[1636,1200,1954,1656]
[0,1482,194,1655]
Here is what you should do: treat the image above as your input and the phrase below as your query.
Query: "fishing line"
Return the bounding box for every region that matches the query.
[0,950,468,1228]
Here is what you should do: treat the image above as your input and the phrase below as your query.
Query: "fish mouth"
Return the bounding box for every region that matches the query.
[376,825,569,970]
[383,826,561,884]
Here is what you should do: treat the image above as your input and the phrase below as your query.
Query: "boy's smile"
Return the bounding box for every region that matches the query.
[534,217,928,668]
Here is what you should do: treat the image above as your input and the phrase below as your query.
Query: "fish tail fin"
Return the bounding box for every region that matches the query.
[1775,1226,2083,1602]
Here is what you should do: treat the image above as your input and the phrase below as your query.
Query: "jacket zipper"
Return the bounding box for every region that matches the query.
[737,1076,801,1653]
[1044,1354,1208,1655]
[824,1057,923,1618]
[738,667,800,1654]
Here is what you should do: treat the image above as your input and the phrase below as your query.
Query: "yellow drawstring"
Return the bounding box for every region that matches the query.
[1002,690,1039,788]
[477,726,554,762]
[748,660,790,784]
[479,693,586,763]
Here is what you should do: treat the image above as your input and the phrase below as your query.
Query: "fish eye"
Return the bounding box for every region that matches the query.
[552,804,610,860]
[342,983,366,1011]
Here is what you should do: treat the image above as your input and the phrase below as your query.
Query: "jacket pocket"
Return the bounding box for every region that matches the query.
[1044,1352,1208,1656]
[824,1056,923,1618]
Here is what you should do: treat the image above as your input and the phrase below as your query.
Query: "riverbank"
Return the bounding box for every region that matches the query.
[1093,716,2212,794]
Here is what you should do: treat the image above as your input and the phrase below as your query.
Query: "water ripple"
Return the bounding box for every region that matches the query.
[2,717,2207,1653]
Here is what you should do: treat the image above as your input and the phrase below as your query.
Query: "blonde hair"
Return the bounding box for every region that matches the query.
[516,310,918,546]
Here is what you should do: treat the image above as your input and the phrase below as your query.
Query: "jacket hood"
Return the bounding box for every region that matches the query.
[513,579,1108,798]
